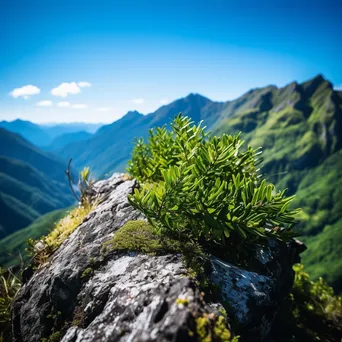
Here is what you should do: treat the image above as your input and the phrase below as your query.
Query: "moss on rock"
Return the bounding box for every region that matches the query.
[81,267,93,279]
[195,313,238,342]
[41,331,61,342]
[102,220,220,297]
[102,220,205,262]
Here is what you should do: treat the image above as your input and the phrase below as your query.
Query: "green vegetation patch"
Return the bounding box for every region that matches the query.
[81,267,93,279]
[104,220,187,255]
[41,331,62,342]
[195,314,239,342]
[103,220,207,275]
[0,267,21,341]
[288,264,342,341]
[104,220,172,255]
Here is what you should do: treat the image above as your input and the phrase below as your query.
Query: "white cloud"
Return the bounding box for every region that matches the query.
[51,82,81,97]
[132,98,144,104]
[95,107,112,112]
[10,85,40,98]
[36,100,52,107]
[57,101,71,107]
[78,81,91,88]
[160,99,169,105]
[72,104,88,109]
[334,84,342,91]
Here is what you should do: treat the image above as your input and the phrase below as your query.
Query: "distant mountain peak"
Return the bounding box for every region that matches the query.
[2,118,35,127]
[312,73,325,82]
[13,118,28,123]
[302,73,332,97]
[126,110,143,117]
[302,73,327,86]
[185,93,211,101]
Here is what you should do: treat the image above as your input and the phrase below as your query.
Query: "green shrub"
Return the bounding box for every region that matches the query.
[128,114,299,248]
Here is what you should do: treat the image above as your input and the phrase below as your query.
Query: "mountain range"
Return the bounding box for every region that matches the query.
[1,74,341,291]
[0,120,102,149]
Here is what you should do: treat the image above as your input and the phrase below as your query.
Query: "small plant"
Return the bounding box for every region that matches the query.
[0,267,21,341]
[65,158,95,209]
[27,164,98,267]
[128,114,299,249]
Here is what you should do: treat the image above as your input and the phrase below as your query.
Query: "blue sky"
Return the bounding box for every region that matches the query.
[1,0,341,123]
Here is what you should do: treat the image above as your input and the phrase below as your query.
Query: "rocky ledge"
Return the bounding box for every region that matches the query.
[11,174,304,342]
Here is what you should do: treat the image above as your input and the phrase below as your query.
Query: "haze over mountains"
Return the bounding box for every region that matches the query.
[0,74,341,291]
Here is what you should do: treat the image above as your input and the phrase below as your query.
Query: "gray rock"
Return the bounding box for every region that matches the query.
[61,255,205,342]
[210,239,301,341]
[12,173,302,342]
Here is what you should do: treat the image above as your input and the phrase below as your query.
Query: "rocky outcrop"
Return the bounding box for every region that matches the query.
[211,238,305,341]
[12,174,303,342]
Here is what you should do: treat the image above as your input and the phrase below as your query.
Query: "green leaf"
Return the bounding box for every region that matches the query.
[224,229,230,238]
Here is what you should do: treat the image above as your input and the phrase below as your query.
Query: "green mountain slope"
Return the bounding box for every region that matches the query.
[0,192,40,238]
[0,208,69,267]
[0,129,75,238]
[292,151,342,290]
[60,74,342,291]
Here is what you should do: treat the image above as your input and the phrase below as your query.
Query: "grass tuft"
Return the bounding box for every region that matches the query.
[0,267,21,341]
